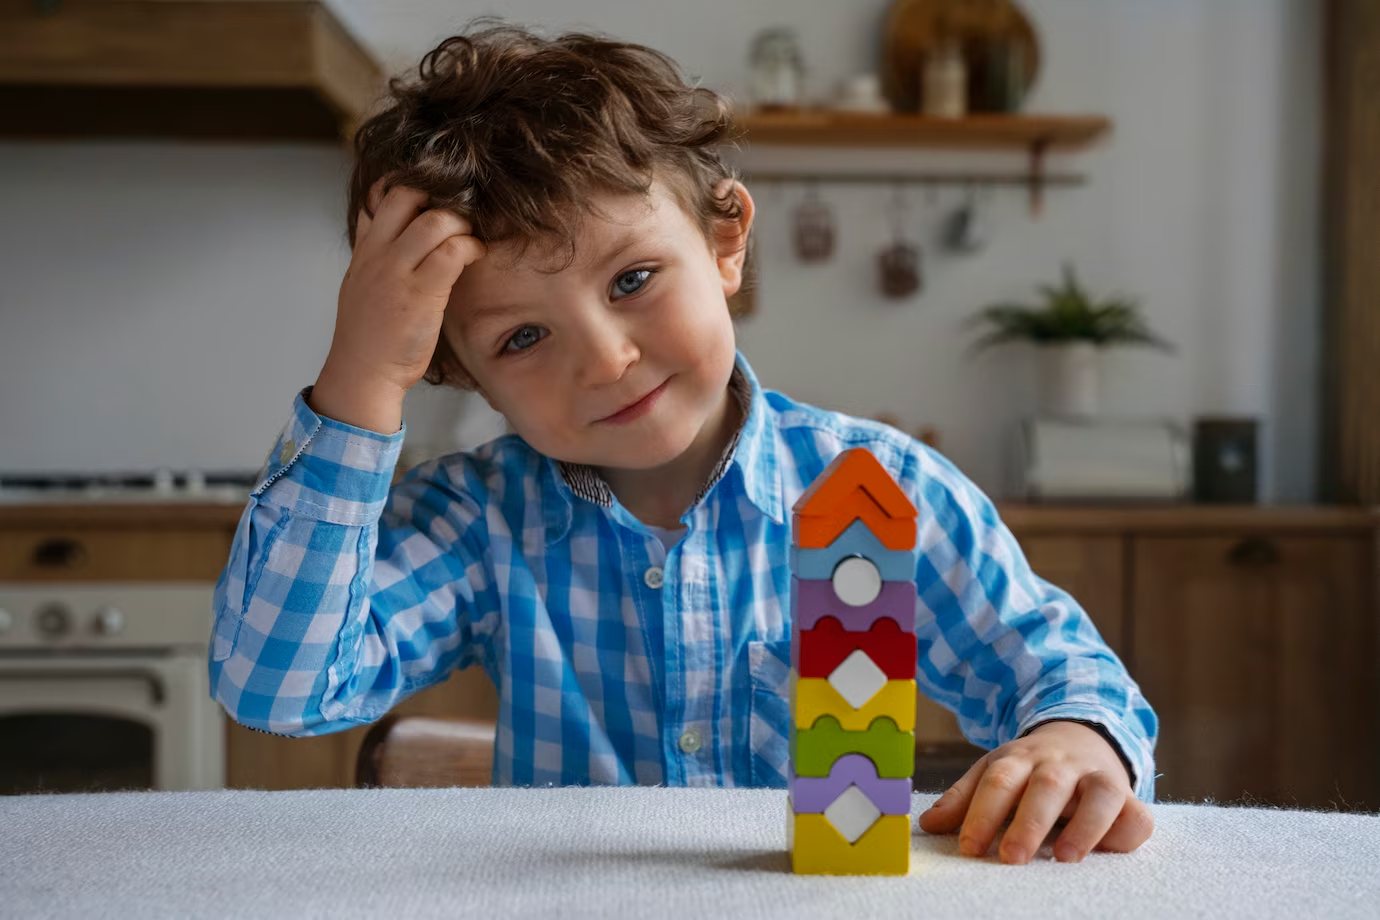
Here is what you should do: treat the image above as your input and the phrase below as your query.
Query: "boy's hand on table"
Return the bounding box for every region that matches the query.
[312,179,487,434]
[918,720,1154,865]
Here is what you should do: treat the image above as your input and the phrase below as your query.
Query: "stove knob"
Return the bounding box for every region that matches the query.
[0,608,13,634]
[35,604,72,638]
[92,606,126,636]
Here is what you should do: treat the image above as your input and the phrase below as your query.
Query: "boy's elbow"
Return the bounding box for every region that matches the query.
[207,660,338,738]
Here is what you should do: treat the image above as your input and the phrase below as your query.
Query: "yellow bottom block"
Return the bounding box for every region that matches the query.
[788,807,911,876]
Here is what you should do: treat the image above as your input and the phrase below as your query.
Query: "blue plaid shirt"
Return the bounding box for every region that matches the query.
[209,353,1157,798]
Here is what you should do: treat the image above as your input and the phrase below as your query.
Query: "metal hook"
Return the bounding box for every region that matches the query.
[888,183,910,241]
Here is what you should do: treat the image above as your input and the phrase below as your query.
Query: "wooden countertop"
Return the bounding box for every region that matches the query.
[1,501,1376,533]
[0,503,246,528]
[998,503,1380,534]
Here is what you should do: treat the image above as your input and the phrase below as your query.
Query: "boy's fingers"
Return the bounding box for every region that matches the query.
[360,184,430,252]
[395,209,477,272]
[918,756,987,834]
[998,766,1077,864]
[1050,771,1126,862]
[353,176,391,248]
[415,234,488,293]
[365,175,390,211]
[1092,797,1155,854]
[958,759,1031,858]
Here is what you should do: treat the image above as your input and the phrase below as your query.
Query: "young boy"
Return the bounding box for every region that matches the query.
[210,24,1157,865]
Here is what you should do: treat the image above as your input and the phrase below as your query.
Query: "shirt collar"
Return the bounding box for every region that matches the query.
[544,351,784,541]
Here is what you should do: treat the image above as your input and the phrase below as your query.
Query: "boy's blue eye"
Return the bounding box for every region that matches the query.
[504,325,547,353]
[612,269,654,299]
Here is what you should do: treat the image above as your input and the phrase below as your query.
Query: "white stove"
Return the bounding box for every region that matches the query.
[0,469,252,793]
[0,470,259,505]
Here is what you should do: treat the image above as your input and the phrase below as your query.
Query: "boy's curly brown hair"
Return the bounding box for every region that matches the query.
[345,22,750,388]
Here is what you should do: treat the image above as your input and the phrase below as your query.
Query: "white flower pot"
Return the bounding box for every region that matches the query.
[1038,342,1101,418]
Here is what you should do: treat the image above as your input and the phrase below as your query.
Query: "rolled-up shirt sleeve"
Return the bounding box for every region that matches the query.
[906,446,1159,802]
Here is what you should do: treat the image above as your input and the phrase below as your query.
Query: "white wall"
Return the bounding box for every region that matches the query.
[0,0,1320,501]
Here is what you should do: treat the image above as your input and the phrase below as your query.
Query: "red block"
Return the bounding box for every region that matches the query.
[792,615,918,680]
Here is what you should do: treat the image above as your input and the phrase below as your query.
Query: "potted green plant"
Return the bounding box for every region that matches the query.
[969,263,1174,417]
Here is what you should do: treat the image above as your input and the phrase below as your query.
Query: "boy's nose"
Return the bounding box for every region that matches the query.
[574,317,639,388]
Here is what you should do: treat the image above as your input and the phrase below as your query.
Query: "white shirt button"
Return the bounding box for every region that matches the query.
[644,566,664,589]
[678,729,702,754]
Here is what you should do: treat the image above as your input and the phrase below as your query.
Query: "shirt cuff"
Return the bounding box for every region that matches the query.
[1017,706,1157,803]
[251,386,406,526]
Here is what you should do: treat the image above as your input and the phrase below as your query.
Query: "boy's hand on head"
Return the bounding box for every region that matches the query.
[918,720,1154,865]
[312,180,486,433]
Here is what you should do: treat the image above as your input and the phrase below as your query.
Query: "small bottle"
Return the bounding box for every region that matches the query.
[922,39,968,119]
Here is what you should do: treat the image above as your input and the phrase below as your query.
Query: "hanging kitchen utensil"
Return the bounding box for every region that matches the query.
[878,185,923,299]
[945,183,989,255]
[793,183,836,263]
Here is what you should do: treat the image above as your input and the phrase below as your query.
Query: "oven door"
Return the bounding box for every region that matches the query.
[0,653,224,794]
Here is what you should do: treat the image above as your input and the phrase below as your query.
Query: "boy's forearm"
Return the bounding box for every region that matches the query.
[308,364,408,435]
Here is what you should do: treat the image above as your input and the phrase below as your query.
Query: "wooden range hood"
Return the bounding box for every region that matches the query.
[0,0,382,142]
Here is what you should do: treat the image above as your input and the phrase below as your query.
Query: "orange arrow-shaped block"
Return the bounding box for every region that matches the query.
[793,448,917,523]
[793,488,916,549]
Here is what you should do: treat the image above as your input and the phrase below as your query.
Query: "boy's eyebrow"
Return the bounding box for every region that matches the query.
[596,231,643,267]
[463,229,664,328]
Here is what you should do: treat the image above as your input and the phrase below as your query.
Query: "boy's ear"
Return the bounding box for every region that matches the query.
[713,180,755,297]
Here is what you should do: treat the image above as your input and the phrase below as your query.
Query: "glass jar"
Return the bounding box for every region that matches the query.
[750,28,805,110]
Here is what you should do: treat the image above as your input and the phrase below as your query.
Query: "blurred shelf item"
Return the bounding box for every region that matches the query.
[882,0,1041,114]
[0,0,381,142]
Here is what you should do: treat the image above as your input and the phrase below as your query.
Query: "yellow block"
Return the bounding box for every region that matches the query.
[788,805,911,876]
[793,673,917,732]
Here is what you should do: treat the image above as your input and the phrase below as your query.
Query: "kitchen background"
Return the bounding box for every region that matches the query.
[0,0,1321,500]
[3,0,1375,810]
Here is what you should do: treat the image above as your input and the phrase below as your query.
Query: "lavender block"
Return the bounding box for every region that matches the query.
[793,577,915,632]
[789,753,912,816]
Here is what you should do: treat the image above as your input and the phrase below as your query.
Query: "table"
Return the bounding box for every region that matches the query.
[5,787,1378,919]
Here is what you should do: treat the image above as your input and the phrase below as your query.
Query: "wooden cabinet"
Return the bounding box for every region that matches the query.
[0,0,381,142]
[5,504,1374,805]
[916,507,1380,811]
[1132,534,1378,809]
[226,665,498,790]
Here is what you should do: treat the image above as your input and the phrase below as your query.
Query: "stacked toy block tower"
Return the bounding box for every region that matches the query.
[788,448,919,876]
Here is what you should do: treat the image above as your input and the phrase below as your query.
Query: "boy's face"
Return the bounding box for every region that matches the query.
[441,179,752,473]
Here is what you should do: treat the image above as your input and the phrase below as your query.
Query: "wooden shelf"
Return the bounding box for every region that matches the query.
[0,0,382,142]
[733,111,1111,216]
[735,111,1111,150]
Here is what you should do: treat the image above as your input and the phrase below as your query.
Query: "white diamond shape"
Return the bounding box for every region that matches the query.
[827,649,888,709]
[824,785,881,844]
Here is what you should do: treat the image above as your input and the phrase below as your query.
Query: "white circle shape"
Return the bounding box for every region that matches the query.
[832,556,882,606]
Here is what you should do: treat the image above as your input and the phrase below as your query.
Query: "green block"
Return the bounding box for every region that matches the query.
[791,714,915,778]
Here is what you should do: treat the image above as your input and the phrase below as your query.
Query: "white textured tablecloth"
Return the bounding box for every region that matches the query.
[4,787,1378,919]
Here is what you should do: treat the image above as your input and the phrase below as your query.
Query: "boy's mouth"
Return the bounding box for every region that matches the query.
[595,378,671,425]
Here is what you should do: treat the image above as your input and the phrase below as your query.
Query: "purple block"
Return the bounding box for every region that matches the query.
[793,577,915,632]
[789,754,912,816]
